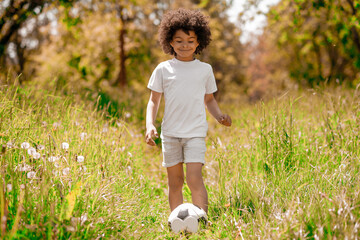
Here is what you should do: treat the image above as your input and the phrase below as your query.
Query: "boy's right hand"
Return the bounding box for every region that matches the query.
[145,125,159,146]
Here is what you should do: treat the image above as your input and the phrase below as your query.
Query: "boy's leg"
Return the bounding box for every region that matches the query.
[186,163,208,212]
[167,163,184,211]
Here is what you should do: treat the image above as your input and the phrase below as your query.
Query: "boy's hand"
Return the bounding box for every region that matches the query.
[218,114,232,127]
[145,125,159,146]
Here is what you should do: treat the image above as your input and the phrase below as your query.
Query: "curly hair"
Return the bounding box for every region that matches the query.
[158,8,212,55]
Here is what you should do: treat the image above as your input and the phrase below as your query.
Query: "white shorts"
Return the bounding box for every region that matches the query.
[161,136,206,168]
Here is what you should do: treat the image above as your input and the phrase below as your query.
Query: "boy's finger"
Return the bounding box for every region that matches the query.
[146,136,156,146]
[148,139,156,146]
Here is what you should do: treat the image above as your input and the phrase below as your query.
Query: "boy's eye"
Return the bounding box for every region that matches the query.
[176,41,182,43]
[189,41,194,43]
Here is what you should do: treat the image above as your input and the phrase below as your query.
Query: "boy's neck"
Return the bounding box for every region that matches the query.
[174,56,196,62]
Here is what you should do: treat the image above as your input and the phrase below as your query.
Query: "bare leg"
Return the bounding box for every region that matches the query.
[167,163,184,211]
[186,163,208,212]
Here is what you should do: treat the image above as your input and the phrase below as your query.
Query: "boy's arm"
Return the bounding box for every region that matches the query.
[204,93,232,127]
[146,90,162,146]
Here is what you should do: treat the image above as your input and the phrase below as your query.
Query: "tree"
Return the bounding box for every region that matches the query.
[266,0,360,86]
[0,0,75,80]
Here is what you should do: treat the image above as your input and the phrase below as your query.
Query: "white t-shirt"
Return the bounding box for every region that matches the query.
[147,58,217,138]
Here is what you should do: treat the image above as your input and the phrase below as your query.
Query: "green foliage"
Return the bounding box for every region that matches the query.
[267,0,360,86]
[1,79,360,238]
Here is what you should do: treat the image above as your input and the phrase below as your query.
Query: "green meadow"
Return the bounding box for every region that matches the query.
[0,82,359,239]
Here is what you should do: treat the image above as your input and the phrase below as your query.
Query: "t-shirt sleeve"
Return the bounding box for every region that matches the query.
[147,64,164,93]
[205,65,218,94]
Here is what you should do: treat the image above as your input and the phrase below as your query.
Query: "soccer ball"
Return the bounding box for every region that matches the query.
[168,203,207,233]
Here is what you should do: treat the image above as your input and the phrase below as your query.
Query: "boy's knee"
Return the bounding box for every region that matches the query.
[186,174,203,191]
[168,175,184,190]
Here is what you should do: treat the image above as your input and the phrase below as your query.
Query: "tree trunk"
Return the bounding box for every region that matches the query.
[116,6,127,87]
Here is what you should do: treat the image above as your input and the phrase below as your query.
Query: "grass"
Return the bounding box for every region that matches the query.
[0,82,359,239]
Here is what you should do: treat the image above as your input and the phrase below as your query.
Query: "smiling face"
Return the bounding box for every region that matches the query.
[170,29,199,61]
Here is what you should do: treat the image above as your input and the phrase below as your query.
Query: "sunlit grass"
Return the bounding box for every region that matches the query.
[0,83,359,239]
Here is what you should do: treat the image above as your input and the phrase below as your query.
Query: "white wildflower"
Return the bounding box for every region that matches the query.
[20,184,25,189]
[6,184,12,192]
[80,132,87,141]
[48,156,58,162]
[77,155,84,163]
[61,142,69,150]
[127,152,132,158]
[37,145,45,151]
[102,127,108,133]
[18,164,32,172]
[62,167,70,176]
[337,208,344,215]
[27,147,37,156]
[124,112,131,119]
[53,122,61,128]
[80,214,87,225]
[54,163,59,168]
[41,121,47,127]
[21,142,30,149]
[6,142,14,149]
[33,152,41,159]
[27,171,36,179]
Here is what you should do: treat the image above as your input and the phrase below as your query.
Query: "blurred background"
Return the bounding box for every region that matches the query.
[1,0,360,104]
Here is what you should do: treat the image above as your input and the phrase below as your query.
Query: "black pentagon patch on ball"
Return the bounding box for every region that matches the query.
[177,209,189,220]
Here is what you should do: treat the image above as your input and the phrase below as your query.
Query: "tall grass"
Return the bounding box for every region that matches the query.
[0,82,359,239]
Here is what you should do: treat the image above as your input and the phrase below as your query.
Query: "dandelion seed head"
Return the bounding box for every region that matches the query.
[125,112,131,119]
[6,142,14,148]
[48,156,58,162]
[337,208,344,215]
[62,167,70,176]
[27,171,36,179]
[18,164,32,172]
[77,155,84,163]
[37,145,45,151]
[21,142,30,149]
[80,132,87,140]
[61,142,69,150]
[80,214,87,225]
[33,152,41,159]
[27,147,37,156]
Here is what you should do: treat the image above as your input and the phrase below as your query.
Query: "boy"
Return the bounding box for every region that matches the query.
[145,8,231,213]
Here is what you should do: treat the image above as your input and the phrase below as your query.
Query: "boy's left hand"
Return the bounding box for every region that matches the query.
[218,114,232,127]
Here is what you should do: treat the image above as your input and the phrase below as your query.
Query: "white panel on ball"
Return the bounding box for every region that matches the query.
[168,203,207,233]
